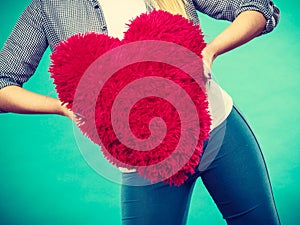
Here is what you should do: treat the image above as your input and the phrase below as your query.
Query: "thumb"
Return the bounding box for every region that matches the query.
[203,59,212,79]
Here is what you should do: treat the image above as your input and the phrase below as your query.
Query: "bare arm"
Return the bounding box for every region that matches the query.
[0,85,73,119]
[202,10,267,73]
[0,1,72,119]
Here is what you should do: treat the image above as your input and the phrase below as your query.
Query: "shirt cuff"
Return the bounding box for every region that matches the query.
[235,0,280,34]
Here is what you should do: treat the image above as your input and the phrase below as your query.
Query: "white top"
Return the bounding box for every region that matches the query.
[97,0,233,172]
[98,0,147,39]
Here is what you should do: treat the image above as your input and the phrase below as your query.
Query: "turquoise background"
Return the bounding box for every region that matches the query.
[0,1,299,224]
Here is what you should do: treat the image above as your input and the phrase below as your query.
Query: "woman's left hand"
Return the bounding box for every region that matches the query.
[202,44,215,80]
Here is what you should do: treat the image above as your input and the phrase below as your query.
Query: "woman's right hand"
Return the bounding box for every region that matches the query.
[0,86,82,125]
[59,102,74,120]
[59,101,85,125]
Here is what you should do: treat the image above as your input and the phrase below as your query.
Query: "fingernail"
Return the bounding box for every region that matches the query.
[208,73,212,78]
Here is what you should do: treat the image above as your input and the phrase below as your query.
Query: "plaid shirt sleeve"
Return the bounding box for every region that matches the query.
[192,0,280,34]
[0,0,280,113]
[0,0,48,90]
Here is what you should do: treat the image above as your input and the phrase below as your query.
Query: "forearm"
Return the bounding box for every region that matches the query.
[0,85,67,116]
[203,10,267,67]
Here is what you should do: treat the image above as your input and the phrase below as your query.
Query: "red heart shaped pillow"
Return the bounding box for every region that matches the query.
[49,10,211,186]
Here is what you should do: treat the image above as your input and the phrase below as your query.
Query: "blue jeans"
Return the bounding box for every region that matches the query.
[121,106,281,225]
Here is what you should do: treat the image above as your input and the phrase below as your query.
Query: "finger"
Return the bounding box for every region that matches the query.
[203,60,212,79]
[74,112,86,125]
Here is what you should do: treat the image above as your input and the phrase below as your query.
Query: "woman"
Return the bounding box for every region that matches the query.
[0,0,280,224]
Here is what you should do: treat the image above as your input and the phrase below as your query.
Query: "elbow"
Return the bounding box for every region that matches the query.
[236,0,280,35]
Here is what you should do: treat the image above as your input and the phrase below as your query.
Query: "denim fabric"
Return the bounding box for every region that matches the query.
[121,106,281,225]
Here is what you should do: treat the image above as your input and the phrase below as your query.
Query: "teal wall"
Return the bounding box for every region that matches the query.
[0,1,299,224]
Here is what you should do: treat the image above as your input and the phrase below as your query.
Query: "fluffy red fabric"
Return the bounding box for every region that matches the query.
[49,10,211,186]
